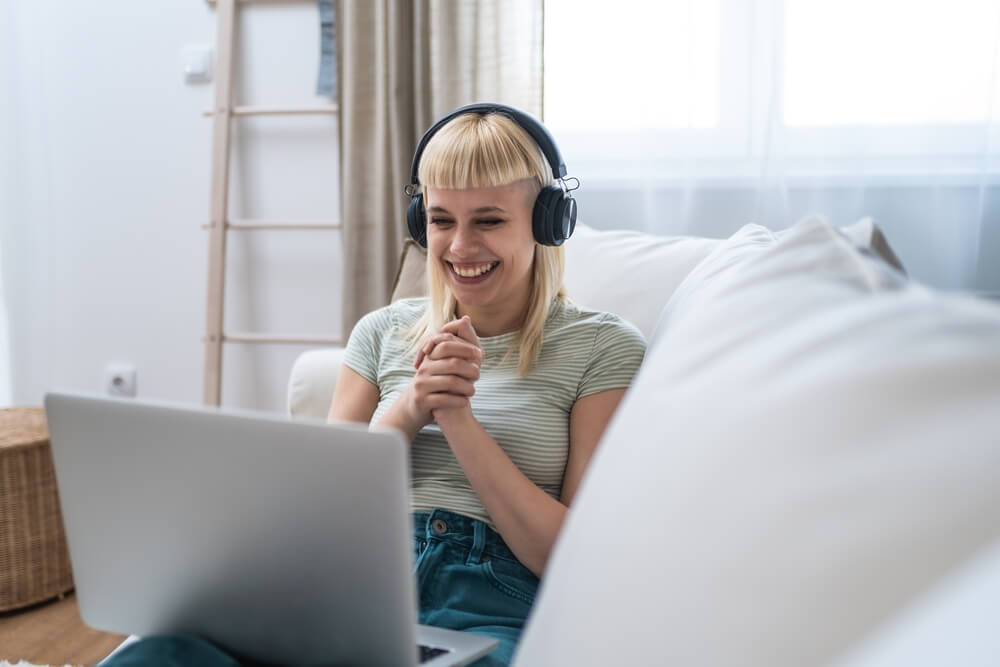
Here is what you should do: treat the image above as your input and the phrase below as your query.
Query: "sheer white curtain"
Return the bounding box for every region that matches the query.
[544,0,1000,293]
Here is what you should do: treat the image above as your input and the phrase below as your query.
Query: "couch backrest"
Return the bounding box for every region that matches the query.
[390,219,904,341]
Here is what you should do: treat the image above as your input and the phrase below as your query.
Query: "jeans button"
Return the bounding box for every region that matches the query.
[432,518,448,535]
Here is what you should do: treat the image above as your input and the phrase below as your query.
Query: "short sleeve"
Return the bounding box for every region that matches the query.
[342,307,394,385]
[577,314,647,399]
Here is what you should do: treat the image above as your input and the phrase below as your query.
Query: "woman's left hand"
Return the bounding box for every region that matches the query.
[416,316,482,423]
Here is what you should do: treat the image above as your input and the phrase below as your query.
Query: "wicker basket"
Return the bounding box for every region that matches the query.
[0,407,74,611]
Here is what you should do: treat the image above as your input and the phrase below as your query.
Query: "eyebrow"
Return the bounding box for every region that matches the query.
[426,205,508,215]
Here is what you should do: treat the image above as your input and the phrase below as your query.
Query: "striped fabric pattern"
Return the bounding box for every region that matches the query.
[343,297,646,528]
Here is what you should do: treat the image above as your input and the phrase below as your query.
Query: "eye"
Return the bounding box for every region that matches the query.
[476,218,504,226]
[429,217,454,226]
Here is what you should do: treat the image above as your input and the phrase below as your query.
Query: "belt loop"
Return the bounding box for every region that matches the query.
[467,520,487,565]
[419,512,433,539]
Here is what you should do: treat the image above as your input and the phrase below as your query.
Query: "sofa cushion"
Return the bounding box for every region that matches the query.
[561,225,720,339]
[513,217,1000,666]
[389,240,428,303]
[390,220,905,340]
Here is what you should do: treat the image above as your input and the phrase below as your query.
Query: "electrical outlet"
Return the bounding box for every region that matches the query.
[180,44,213,83]
[105,363,137,397]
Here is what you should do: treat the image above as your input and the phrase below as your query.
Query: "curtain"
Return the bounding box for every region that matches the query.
[336,0,543,338]
[542,0,1000,295]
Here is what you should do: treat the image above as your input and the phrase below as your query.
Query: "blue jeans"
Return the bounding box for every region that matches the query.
[413,509,539,665]
[103,510,538,666]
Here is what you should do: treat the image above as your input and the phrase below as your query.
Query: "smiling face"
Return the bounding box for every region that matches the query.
[425,179,538,331]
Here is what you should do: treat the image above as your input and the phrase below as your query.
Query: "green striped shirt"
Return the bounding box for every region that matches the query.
[343,297,646,528]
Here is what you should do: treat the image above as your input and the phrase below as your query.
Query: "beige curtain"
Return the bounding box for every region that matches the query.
[336,0,543,339]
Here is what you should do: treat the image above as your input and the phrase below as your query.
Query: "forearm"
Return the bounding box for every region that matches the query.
[434,409,567,577]
[373,396,423,443]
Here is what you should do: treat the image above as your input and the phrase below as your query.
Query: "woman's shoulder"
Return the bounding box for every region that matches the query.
[385,297,430,325]
[358,297,429,330]
[550,298,645,343]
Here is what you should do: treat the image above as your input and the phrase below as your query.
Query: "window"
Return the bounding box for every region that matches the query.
[543,0,1000,183]
[544,0,721,130]
[784,0,1000,127]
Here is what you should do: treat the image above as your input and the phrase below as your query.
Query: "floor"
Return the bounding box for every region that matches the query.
[0,592,126,666]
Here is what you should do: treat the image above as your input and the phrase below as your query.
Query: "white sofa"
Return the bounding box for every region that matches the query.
[287,218,1000,666]
[287,219,899,417]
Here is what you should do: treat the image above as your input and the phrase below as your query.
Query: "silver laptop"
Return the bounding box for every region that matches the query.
[44,392,498,666]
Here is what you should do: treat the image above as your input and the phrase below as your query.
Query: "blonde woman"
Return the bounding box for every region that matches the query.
[102,105,645,667]
[329,104,646,665]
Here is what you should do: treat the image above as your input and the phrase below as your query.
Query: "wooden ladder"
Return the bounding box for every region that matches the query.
[203,0,342,406]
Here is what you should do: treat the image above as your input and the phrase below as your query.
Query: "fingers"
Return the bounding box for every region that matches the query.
[413,371,476,397]
[410,372,475,420]
[419,356,481,382]
[425,341,483,364]
[420,333,481,359]
[414,333,450,369]
[440,315,480,347]
[415,329,484,369]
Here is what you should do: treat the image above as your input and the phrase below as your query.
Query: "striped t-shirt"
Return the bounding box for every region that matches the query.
[343,297,646,528]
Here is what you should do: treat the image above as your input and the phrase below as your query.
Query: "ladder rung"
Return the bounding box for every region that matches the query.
[202,219,342,231]
[216,333,344,346]
[202,105,339,117]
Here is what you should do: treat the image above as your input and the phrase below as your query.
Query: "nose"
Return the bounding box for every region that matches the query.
[449,222,480,257]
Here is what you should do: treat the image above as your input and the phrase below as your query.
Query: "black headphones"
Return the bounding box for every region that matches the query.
[404,103,578,248]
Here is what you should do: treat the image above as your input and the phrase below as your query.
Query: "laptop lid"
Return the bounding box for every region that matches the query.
[44,392,421,666]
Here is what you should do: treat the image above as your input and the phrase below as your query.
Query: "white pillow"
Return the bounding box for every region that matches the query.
[514,217,1000,667]
[563,219,903,341]
[563,224,720,339]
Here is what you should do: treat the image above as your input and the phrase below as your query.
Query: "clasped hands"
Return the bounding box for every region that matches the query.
[403,316,483,429]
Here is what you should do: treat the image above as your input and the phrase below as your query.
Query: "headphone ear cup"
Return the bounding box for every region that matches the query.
[532,186,577,246]
[406,194,428,248]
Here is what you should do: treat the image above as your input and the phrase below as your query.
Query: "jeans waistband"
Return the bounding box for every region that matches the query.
[413,509,520,564]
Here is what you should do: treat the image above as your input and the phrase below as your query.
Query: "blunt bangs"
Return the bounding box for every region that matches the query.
[417,113,551,192]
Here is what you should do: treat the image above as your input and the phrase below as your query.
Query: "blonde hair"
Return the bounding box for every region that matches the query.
[409,111,567,377]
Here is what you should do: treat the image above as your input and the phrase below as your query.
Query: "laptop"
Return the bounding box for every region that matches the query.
[44,392,498,666]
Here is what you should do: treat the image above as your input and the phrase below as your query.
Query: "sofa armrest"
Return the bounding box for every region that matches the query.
[286,347,346,420]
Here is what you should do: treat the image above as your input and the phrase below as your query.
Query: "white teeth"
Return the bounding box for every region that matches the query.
[452,262,497,278]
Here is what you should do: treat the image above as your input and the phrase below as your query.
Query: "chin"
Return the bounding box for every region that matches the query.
[450,287,496,307]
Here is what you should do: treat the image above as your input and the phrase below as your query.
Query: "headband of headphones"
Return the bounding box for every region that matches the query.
[404,102,578,248]
[408,102,568,187]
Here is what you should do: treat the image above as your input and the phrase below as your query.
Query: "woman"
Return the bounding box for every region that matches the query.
[102,104,645,667]
[329,104,646,665]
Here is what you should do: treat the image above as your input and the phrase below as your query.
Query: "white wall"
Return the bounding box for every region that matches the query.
[1,0,15,406]
[2,1,341,413]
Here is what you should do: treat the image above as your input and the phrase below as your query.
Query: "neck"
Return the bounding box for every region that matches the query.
[456,279,533,338]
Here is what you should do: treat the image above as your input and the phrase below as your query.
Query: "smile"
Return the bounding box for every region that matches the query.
[447,261,499,281]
